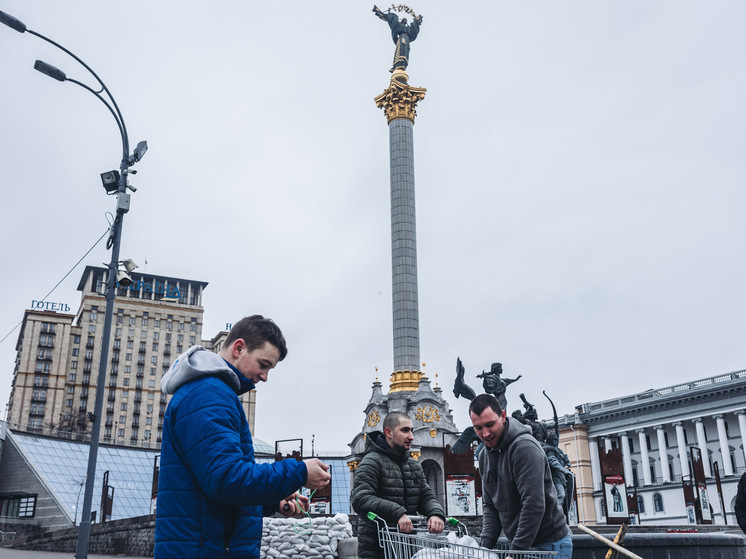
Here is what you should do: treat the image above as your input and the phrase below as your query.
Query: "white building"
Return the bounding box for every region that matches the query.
[559,369,746,526]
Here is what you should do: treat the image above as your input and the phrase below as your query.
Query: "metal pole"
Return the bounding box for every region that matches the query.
[75,189,125,558]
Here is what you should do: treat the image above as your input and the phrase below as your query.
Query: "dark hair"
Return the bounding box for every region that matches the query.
[224,315,288,361]
[383,411,411,433]
[469,393,503,416]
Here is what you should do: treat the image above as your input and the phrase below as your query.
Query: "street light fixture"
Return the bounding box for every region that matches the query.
[0,10,147,559]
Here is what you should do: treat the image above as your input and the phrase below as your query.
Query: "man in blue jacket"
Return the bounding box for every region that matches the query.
[154,315,331,558]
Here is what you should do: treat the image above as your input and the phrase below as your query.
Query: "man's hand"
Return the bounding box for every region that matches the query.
[279,492,309,517]
[303,458,331,489]
[427,515,444,534]
[398,514,413,533]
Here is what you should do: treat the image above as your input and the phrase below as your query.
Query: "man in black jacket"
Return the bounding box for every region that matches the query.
[351,412,446,558]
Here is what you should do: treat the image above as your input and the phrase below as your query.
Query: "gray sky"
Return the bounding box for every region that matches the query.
[1,1,745,454]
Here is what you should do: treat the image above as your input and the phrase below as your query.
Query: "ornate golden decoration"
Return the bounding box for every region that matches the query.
[429,428,437,438]
[415,405,441,423]
[410,451,421,461]
[374,79,427,124]
[389,369,423,393]
[367,410,381,428]
[347,460,360,471]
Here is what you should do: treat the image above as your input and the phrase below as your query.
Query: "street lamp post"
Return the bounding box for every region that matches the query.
[0,11,147,559]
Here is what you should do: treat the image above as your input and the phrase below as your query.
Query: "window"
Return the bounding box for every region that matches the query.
[67,387,75,394]
[149,380,156,388]
[151,367,156,376]
[189,336,195,345]
[121,403,128,411]
[39,334,54,347]
[653,493,664,512]
[72,348,79,356]
[151,356,158,364]
[127,340,134,349]
[154,319,160,328]
[124,365,131,374]
[123,377,130,386]
[85,350,93,360]
[146,416,152,425]
[0,495,37,518]
[142,313,149,327]
[178,322,185,332]
[66,399,73,408]
[73,335,80,344]
[154,332,160,341]
[120,415,127,424]
[177,345,183,354]
[637,495,645,514]
[81,387,89,397]
[126,353,132,361]
[68,373,76,382]
[89,325,96,334]
[190,318,197,332]
[122,390,129,399]
[116,327,122,337]
[177,334,183,343]
[139,341,147,352]
[147,404,153,414]
[129,328,135,338]
[29,403,45,415]
[37,348,52,360]
[36,362,51,373]
[90,310,97,322]
[129,316,136,326]
[152,342,159,352]
[628,439,634,453]
[41,323,55,334]
[118,428,125,438]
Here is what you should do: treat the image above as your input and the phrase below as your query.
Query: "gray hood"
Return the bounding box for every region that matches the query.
[161,345,240,395]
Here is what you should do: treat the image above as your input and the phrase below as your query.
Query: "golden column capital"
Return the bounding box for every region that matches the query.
[374,79,427,124]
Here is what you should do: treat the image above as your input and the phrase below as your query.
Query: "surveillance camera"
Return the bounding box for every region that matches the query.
[116,270,134,287]
[122,259,138,273]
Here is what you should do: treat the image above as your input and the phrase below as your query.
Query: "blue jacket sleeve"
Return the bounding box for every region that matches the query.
[172,380,307,506]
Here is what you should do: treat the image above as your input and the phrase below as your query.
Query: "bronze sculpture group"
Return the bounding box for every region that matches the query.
[452,359,574,518]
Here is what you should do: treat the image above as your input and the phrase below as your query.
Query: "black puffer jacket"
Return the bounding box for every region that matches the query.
[351,431,445,558]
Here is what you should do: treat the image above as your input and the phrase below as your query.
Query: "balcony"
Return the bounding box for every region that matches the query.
[108,394,116,402]
[111,355,120,363]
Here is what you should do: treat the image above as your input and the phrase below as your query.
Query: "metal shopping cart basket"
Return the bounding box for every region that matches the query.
[367,512,557,559]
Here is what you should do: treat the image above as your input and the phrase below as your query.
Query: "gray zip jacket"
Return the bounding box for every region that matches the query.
[478,418,569,550]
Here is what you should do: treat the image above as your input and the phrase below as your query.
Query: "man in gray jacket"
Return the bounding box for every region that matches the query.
[470,394,572,558]
[351,412,446,558]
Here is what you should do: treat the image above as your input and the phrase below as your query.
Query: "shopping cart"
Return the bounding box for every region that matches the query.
[367,512,557,559]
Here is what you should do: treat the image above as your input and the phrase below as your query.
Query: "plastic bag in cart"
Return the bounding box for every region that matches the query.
[411,531,484,559]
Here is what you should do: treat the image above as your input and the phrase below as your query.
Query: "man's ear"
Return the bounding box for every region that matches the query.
[231,339,245,359]
[384,427,392,439]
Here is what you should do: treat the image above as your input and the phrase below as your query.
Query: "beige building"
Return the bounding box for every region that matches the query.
[6,266,210,447]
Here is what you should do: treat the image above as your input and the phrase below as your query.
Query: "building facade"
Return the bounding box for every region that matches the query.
[6,266,208,448]
[559,369,746,526]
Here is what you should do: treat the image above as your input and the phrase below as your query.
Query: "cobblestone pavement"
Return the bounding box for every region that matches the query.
[0,549,150,559]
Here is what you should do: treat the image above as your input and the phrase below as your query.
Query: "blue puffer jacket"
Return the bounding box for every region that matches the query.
[154,346,307,558]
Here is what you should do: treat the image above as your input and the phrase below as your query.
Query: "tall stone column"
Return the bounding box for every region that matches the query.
[693,418,712,477]
[636,428,652,485]
[375,79,427,375]
[737,411,746,466]
[620,432,634,485]
[589,437,602,491]
[713,414,734,476]
[673,422,690,479]
[655,425,671,483]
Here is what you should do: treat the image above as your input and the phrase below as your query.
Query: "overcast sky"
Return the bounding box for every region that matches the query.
[1,1,744,454]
